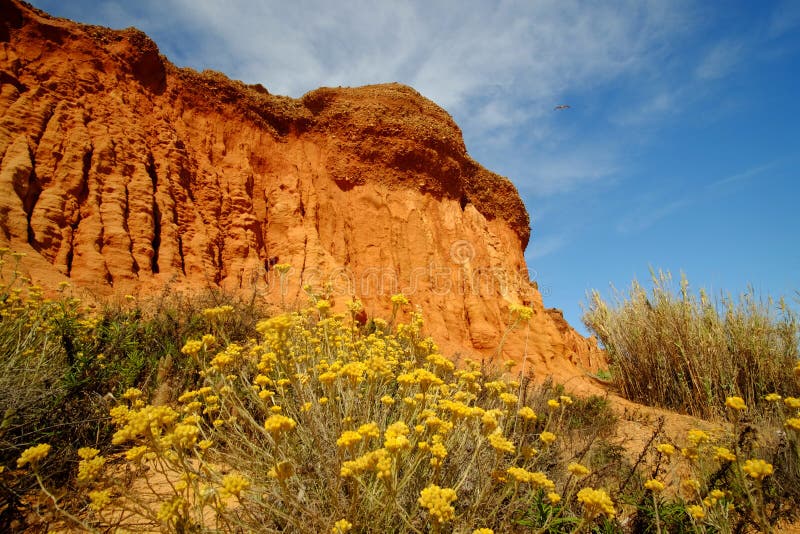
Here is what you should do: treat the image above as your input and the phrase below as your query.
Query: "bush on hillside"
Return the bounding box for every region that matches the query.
[582,270,799,419]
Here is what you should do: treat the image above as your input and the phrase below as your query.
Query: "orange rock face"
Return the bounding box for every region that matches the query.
[0,0,602,379]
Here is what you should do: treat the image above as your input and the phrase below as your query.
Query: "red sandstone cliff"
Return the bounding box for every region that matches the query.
[0,0,602,379]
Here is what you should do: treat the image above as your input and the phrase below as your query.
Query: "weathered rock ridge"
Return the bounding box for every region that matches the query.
[0,0,602,378]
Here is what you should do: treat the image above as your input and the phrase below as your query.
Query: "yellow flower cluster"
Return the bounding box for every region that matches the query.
[17,443,51,468]
[418,484,457,524]
[725,396,747,411]
[332,519,353,533]
[384,421,412,453]
[77,448,106,484]
[644,479,665,492]
[220,473,250,498]
[111,404,179,444]
[340,448,393,479]
[687,429,711,445]
[506,467,555,490]
[742,459,773,481]
[509,304,533,320]
[264,414,297,439]
[567,462,590,478]
[337,430,363,449]
[577,487,615,520]
[202,305,234,319]
[488,431,515,454]
[656,443,676,456]
[686,504,705,520]
[713,447,736,463]
[539,431,557,445]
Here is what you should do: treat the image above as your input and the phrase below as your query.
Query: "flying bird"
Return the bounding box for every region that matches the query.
[554,105,571,111]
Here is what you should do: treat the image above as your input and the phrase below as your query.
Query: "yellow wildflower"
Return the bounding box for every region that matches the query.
[577,487,615,520]
[742,459,773,481]
[547,399,560,409]
[220,473,250,498]
[764,393,782,402]
[430,442,448,467]
[686,505,705,520]
[506,466,532,483]
[418,484,457,524]
[488,431,515,454]
[332,519,353,533]
[539,431,557,445]
[381,395,395,406]
[181,340,203,355]
[681,447,699,461]
[384,421,411,453]
[337,431,363,449]
[786,417,800,431]
[122,388,142,401]
[357,422,380,439]
[88,489,112,511]
[725,396,746,411]
[499,392,518,407]
[656,443,675,456]
[687,429,710,445]
[264,414,297,439]
[709,489,725,500]
[713,447,736,462]
[391,293,409,306]
[567,462,590,477]
[77,455,106,484]
[517,406,537,421]
[644,479,665,492]
[157,496,184,522]
[77,447,99,460]
[784,397,800,409]
[268,460,294,481]
[17,443,51,468]
[510,304,533,320]
[547,492,561,504]
[125,445,148,462]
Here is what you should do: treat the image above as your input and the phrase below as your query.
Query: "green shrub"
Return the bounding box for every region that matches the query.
[583,270,799,418]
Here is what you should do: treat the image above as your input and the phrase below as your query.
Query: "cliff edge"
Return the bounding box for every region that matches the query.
[0,0,603,379]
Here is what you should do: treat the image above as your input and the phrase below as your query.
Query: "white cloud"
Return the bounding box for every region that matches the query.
[527,233,568,259]
[616,196,692,235]
[708,161,778,190]
[31,0,706,198]
[695,40,744,81]
[523,151,621,197]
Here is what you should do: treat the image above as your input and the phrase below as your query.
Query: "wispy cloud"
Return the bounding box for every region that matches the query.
[695,40,745,81]
[616,194,693,235]
[527,233,568,260]
[707,161,778,190]
[615,160,777,235]
[32,0,766,202]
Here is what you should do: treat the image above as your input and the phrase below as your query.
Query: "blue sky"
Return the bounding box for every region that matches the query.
[30,0,800,333]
